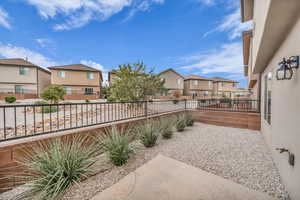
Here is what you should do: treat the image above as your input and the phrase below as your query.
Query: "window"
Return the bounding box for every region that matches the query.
[264,75,272,124]
[204,91,209,96]
[218,82,223,88]
[194,80,198,85]
[19,67,29,75]
[87,72,94,80]
[177,79,181,86]
[15,85,25,94]
[64,87,72,95]
[208,81,212,88]
[58,70,65,78]
[85,88,93,94]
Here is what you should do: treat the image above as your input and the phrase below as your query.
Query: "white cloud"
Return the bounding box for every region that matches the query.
[0,7,11,29]
[197,0,215,6]
[24,0,165,30]
[0,44,58,68]
[80,60,108,83]
[36,38,54,48]
[179,42,244,80]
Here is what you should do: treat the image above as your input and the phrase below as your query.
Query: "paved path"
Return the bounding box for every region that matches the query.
[92,155,275,200]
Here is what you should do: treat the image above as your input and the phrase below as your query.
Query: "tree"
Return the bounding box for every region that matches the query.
[41,85,66,104]
[110,62,165,101]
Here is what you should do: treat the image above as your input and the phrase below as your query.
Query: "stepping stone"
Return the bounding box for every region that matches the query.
[92,154,275,200]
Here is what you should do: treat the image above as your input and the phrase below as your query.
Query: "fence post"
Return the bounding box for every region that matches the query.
[145,101,148,118]
[184,99,187,110]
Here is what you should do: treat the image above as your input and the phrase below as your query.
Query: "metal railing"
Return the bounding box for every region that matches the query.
[0,99,259,142]
[0,100,193,142]
[197,99,260,113]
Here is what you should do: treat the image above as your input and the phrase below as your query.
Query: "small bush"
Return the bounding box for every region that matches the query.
[85,99,90,103]
[137,120,159,148]
[41,85,66,104]
[185,113,194,126]
[176,114,186,132]
[173,99,179,104]
[34,100,48,105]
[107,96,116,102]
[42,105,58,113]
[160,117,174,139]
[100,126,132,166]
[16,136,99,200]
[5,96,16,103]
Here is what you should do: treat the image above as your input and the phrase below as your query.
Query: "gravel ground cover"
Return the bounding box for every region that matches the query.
[0,123,289,200]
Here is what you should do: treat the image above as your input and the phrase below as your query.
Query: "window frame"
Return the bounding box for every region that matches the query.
[19,67,29,75]
[58,70,65,78]
[87,72,94,80]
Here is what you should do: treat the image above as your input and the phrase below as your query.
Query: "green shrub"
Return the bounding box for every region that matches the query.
[100,126,132,166]
[5,96,16,103]
[85,99,90,103]
[175,114,186,132]
[160,117,174,139]
[185,113,194,127]
[16,136,99,200]
[107,96,116,102]
[42,105,58,113]
[34,100,48,105]
[137,120,159,148]
[41,85,66,104]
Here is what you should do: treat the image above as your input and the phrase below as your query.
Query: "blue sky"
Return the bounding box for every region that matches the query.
[0,0,251,87]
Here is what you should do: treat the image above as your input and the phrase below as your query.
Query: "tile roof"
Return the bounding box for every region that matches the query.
[212,77,238,83]
[158,68,184,78]
[48,64,101,72]
[0,58,37,67]
[184,74,212,80]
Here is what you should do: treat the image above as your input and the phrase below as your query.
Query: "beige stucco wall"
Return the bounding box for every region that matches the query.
[51,70,101,87]
[37,69,51,94]
[260,16,300,200]
[0,65,37,84]
[159,70,184,90]
[213,82,237,92]
[0,83,37,93]
[186,79,213,90]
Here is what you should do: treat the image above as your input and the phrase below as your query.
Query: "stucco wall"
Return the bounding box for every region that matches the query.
[51,70,101,86]
[260,16,300,200]
[37,69,51,95]
[159,70,184,90]
[0,65,37,84]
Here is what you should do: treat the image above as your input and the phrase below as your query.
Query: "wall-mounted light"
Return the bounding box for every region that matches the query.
[276,56,299,80]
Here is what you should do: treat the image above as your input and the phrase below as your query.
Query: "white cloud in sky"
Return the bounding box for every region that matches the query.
[24,0,165,30]
[179,42,244,81]
[80,59,108,83]
[36,38,54,48]
[0,7,11,29]
[0,44,58,68]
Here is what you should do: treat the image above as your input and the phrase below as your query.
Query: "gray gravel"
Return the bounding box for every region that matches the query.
[0,123,289,200]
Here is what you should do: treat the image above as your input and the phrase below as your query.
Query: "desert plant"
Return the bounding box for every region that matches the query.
[15,136,99,200]
[85,99,90,103]
[5,96,16,103]
[137,120,159,147]
[173,99,179,104]
[41,85,66,104]
[34,100,48,105]
[107,96,116,102]
[100,126,132,166]
[159,117,174,139]
[42,105,58,113]
[175,114,186,132]
[185,113,194,126]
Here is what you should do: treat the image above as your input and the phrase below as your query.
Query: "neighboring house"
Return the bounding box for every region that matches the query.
[184,75,214,98]
[241,0,300,199]
[108,71,118,86]
[158,68,184,95]
[212,77,238,98]
[48,64,103,100]
[0,58,51,100]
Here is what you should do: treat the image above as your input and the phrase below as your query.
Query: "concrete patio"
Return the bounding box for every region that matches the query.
[92,155,275,200]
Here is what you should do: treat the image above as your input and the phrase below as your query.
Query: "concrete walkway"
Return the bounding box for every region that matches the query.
[92,155,275,200]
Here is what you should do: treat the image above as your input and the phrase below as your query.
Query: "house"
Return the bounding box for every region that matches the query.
[48,64,103,100]
[158,68,184,95]
[241,0,300,199]
[184,75,214,98]
[0,58,51,100]
[108,71,118,86]
[212,77,238,98]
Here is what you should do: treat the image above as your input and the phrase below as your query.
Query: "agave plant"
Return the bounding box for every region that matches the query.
[15,135,99,200]
[100,126,132,166]
[160,117,175,139]
[176,114,186,132]
[137,120,160,148]
[185,113,194,126]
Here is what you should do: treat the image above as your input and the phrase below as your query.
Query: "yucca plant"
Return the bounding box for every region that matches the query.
[100,126,132,166]
[185,113,194,126]
[160,117,174,139]
[176,114,186,132]
[137,120,160,148]
[15,135,99,200]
